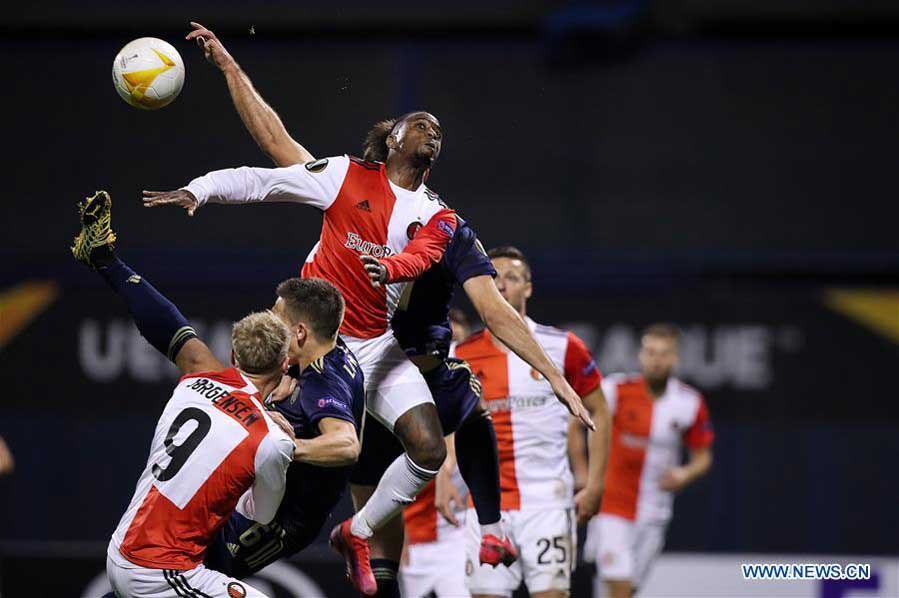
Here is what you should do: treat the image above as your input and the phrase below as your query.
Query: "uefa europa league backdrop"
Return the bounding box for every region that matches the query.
[2,276,896,555]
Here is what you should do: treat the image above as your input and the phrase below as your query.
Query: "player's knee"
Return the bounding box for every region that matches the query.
[406,433,446,471]
[394,403,446,471]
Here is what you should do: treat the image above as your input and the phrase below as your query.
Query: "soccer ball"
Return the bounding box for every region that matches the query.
[112,38,184,110]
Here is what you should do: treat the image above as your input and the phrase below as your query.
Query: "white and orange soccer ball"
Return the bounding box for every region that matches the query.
[112,37,184,110]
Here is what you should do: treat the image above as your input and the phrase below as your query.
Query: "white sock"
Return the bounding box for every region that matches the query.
[481,520,505,539]
[350,509,375,539]
[351,453,438,537]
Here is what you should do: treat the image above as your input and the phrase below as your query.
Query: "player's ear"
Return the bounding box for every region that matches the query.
[295,322,308,347]
[280,355,291,373]
[524,281,533,301]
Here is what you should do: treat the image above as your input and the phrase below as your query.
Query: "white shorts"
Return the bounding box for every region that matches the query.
[584,514,667,587]
[344,330,433,430]
[107,550,269,598]
[465,507,576,597]
[401,525,470,598]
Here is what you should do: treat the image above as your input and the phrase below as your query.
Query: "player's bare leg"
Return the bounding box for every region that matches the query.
[606,579,634,598]
[532,590,569,598]
[392,402,448,470]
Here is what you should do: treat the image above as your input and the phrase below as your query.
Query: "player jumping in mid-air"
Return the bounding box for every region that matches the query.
[144,22,594,595]
[456,246,611,598]
[579,324,713,598]
[71,191,366,594]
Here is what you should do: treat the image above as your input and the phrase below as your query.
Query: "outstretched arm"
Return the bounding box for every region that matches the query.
[462,275,595,430]
[143,156,349,215]
[186,22,313,167]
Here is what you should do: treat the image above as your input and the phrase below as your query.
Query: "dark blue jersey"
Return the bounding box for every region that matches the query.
[391,216,496,358]
[206,339,364,578]
[273,339,364,524]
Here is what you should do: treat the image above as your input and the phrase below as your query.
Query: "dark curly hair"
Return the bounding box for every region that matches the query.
[361,117,399,162]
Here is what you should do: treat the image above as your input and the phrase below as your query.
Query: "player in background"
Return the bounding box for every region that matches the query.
[579,324,714,598]
[455,247,610,598]
[399,309,474,598]
[71,191,365,589]
[149,22,594,596]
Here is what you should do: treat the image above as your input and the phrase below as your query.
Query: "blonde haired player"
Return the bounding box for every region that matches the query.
[74,192,297,598]
[73,191,364,597]
[105,309,296,598]
[581,324,714,598]
[456,247,611,598]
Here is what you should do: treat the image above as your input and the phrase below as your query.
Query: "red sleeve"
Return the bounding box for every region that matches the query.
[564,332,602,397]
[683,397,714,449]
[381,209,456,282]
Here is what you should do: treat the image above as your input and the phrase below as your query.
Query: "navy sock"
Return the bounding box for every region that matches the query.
[455,409,502,525]
[94,248,196,362]
[370,558,400,598]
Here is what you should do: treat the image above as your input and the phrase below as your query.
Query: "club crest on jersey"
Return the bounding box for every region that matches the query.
[530,368,544,381]
[406,221,423,240]
[304,158,329,173]
[227,582,247,598]
[345,231,393,258]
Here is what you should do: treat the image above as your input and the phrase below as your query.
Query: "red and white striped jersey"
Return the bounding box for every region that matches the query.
[110,368,294,570]
[403,466,468,545]
[453,318,602,511]
[185,156,457,340]
[599,373,714,524]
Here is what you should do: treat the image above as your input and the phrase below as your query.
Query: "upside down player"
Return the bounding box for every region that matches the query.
[73,194,296,598]
[579,324,713,598]
[143,21,594,596]
[70,192,366,590]
[455,247,611,598]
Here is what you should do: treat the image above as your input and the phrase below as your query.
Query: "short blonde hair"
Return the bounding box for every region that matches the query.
[232,311,291,375]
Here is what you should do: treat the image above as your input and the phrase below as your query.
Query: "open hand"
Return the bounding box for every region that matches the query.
[435,469,464,527]
[550,376,595,431]
[268,411,296,441]
[185,22,237,72]
[574,486,603,525]
[143,189,200,216]
[266,375,298,407]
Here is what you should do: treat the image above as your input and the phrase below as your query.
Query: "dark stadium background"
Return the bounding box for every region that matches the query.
[2,1,897,596]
